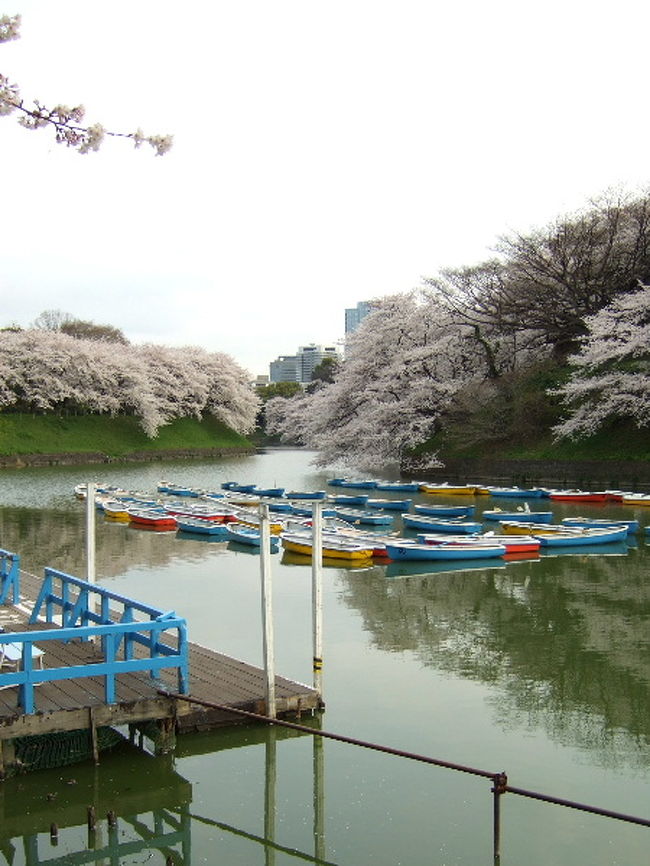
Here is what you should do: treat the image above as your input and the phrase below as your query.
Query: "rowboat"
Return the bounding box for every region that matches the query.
[281,533,374,561]
[223,483,257,493]
[228,507,285,534]
[487,486,545,498]
[225,523,280,552]
[402,514,482,534]
[289,504,337,518]
[329,494,370,507]
[621,493,650,506]
[499,521,581,536]
[548,490,611,503]
[337,479,378,489]
[163,503,236,521]
[127,507,177,529]
[333,508,394,526]
[385,541,506,561]
[102,500,130,520]
[535,526,628,546]
[417,533,541,554]
[561,517,639,534]
[286,491,327,500]
[419,483,489,496]
[265,500,294,513]
[252,487,286,498]
[374,481,422,492]
[176,517,231,538]
[500,522,628,545]
[413,504,475,518]
[483,509,553,523]
[366,498,413,511]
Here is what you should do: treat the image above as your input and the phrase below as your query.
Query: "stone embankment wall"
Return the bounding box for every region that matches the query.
[408,457,650,491]
[0,448,255,469]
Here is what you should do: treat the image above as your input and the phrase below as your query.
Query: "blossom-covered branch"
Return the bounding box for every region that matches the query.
[0,14,172,155]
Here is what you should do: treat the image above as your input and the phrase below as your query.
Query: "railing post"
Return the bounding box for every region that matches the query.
[259,503,276,719]
[104,632,116,703]
[492,771,507,864]
[18,640,35,714]
[85,482,96,584]
[311,501,323,698]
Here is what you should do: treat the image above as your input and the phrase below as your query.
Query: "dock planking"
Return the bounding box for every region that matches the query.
[0,569,322,747]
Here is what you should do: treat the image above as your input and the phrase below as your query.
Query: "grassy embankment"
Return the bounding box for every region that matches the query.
[413,422,650,463]
[0,414,253,457]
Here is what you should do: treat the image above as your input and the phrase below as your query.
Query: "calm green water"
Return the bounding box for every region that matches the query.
[0,449,649,865]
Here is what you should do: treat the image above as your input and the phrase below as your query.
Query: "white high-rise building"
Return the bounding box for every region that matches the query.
[269,344,340,384]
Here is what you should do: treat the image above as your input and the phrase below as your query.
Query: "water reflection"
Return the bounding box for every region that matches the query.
[335,546,650,768]
[0,723,332,866]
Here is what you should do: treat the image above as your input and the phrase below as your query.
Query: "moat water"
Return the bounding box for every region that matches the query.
[0,449,648,865]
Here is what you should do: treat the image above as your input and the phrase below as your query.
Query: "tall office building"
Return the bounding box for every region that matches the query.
[269,344,340,384]
[345,300,373,333]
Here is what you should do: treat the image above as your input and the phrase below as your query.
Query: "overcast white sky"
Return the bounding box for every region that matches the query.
[1,0,649,377]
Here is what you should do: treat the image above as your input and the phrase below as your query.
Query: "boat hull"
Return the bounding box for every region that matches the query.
[386,542,506,561]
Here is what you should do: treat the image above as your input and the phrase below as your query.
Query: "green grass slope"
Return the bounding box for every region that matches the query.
[0,414,253,457]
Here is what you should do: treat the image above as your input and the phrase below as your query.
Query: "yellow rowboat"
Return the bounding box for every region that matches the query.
[419,483,490,496]
[621,494,650,506]
[281,535,374,561]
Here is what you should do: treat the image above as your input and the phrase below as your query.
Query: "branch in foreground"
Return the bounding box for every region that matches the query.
[0,14,172,155]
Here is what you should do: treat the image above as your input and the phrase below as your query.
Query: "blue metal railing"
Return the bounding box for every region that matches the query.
[0,567,189,714]
[0,548,20,604]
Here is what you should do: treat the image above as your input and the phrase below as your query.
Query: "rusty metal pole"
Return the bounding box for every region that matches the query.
[492,772,507,865]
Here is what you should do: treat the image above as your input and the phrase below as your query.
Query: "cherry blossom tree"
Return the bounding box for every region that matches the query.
[552,284,650,439]
[0,329,259,438]
[0,14,172,155]
[267,291,482,468]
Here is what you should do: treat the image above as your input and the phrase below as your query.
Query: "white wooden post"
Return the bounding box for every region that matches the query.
[311,501,323,697]
[85,482,96,584]
[259,503,276,718]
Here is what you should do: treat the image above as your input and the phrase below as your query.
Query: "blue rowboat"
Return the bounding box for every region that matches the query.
[536,526,628,546]
[366,498,413,511]
[385,541,506,561]
[375,482,422,492]
[290,505,337,517]
[337,479,379,490]
[488,487,545,498]
[334,508,394,526]
[225,524,280,552]
[327,478,347,487]
[176,517,230,538]
[561,517,639,534]
[267,501,294,513]
[413,504,475,518]
[286,491,327,500]
[403,514,482,534]
[483,510,553,523]
[252,487,286,498]
[330,494,370,506]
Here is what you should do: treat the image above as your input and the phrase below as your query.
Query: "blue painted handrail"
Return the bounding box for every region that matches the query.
[0,548,20,605]
[0,566,190,714]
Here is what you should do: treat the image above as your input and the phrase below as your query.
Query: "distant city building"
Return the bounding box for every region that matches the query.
[269,344,340,384]
[269,355,301,383]
[345,300,373,334]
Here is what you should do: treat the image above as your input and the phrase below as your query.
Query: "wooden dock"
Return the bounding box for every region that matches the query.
[0,569,322,774]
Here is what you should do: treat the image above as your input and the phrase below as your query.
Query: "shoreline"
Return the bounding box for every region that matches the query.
[0,446,257,469]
